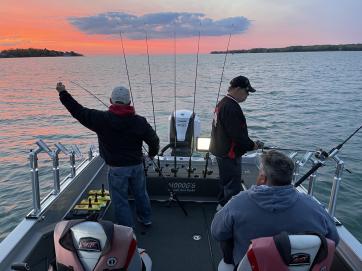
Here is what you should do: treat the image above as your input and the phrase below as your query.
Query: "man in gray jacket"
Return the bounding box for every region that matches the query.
[211,150,339,266]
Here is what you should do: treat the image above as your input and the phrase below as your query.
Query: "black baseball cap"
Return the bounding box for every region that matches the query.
[230,76,256,93]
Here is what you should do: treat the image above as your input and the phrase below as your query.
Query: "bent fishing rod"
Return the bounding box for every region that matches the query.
[294,124,362,188]
[69,82,188,216]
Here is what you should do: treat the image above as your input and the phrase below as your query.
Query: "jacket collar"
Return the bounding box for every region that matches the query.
[226,94,239,104]
[109,104,135,116]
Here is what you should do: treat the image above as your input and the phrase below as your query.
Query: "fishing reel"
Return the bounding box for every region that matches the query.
[314,149,329,161]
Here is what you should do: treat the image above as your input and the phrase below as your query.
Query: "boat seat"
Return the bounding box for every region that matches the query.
[54,219,152,271]
[236,232,335,271]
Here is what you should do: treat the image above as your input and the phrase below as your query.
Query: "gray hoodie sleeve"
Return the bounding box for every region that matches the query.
[211,207,234,241]
[324,210,340,245]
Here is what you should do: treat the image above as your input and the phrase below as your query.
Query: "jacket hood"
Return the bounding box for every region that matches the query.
[109,104,135,116]
[247,184,299,212]
[107,104,136,130]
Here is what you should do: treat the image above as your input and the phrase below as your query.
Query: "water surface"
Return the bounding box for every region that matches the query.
[0,52,361,241]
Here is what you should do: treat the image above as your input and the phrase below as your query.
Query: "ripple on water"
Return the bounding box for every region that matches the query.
[0,52,362,242]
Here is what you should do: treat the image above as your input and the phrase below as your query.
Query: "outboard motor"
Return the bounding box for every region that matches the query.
[168,110,201,156]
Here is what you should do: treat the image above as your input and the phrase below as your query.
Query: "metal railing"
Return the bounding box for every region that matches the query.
[28,139,94,217]
[292,149,345,217]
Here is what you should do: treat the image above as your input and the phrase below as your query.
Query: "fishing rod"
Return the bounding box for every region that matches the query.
[214,29,232,107]
[70,81,188,216]
[263,146,316,153]
[172,27,178,178]
[144,27,161,175]
[120,31,135,106]
[199,28,233,179]
[294,124,362,187]
[187,26,201,178]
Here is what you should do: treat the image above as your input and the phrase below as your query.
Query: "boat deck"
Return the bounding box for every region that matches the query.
[132,201,222,271]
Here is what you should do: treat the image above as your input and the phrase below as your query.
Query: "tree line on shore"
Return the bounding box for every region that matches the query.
[211,44,362,54]
[0,48,83,58]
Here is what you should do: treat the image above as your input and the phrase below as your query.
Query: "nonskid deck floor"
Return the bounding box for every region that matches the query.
[132,201,222,271]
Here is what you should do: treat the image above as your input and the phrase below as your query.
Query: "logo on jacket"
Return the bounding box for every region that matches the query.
[78,237,101,252]
[107,256,117,267]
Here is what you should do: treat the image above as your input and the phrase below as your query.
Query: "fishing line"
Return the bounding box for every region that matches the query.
[70,81,108,107]
[188,26,201,178]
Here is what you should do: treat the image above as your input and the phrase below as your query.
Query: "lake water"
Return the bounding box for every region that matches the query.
[0,52,361,242]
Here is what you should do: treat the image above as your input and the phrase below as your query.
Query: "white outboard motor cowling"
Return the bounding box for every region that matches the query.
[168,110,200,156]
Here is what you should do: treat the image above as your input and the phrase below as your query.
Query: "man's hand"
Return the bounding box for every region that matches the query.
[254,140,264,150]
[56,82,66,93]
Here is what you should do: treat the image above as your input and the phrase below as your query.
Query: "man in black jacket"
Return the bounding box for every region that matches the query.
[56,82,159,227]
[210,76,262,210]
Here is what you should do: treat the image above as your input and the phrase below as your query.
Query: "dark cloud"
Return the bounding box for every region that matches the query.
[68,12,251,39]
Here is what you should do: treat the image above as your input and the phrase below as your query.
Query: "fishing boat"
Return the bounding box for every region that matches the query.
[0,109,361,271]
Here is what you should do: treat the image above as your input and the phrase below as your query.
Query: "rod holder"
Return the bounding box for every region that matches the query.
[70,151,76,177]
[29,148,41,216]
[88,145,94,160]
[292,151,314,184]
[36,139,53,157]
[328,155,344,217]
[307,159,319,196]
[55,142,77,179]
[37,140,61,195]
[203,152,210,178]
[52,150,60,195]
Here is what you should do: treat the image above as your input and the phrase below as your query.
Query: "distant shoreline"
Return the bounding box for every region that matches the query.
[0,48,83,58]
[210,43,362,54]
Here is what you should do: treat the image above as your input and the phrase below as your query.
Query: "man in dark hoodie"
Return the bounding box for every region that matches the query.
[210,75,263,210]
[211,150,339,267]
[56,82,159,227]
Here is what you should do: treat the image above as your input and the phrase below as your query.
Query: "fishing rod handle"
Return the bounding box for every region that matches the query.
[294,162,324,187]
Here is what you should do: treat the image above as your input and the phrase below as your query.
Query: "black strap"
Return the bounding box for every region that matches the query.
[141,258,146,271]
[273,231,292,265]
[99,220,114,256]
[273,231,329,267]
[59,219,85,251]
[308,232,329,265]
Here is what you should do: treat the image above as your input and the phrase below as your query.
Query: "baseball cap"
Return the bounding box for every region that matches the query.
[230,76,256,93]
[111,86,130,104]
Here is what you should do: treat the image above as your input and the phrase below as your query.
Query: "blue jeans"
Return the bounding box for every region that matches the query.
[216,157,242,206]
[108,163,151,227]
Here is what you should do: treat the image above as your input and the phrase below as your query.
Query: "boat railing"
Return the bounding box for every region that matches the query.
[292,149,344,217]
[28,139,94,217]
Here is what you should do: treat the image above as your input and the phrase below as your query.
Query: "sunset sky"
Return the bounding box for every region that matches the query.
[1,0,361,55]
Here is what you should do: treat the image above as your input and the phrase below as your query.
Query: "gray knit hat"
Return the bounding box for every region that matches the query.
[111,86,130,104]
